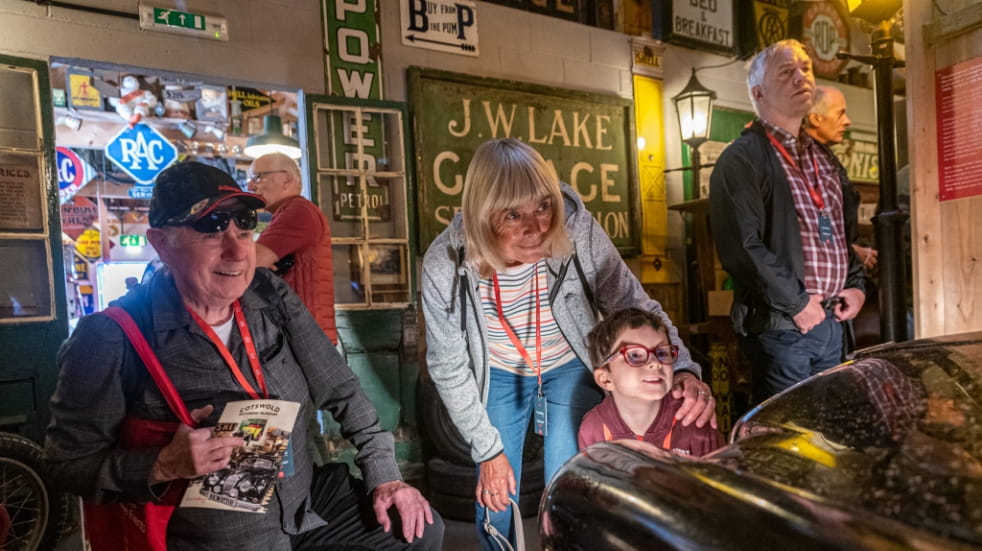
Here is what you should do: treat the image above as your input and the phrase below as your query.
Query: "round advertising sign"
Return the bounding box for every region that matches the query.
[802,1,850,78]
[56,146,87,204]
[76,228,102,261]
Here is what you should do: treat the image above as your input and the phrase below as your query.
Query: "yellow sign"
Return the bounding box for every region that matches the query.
[69,72,102,109]
[76,228,102,260]
[753,0,790,49]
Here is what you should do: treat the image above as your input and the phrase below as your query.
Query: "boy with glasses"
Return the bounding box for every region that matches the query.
[578,308,723,455]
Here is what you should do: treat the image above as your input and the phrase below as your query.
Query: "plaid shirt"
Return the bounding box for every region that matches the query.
[762,120,849,298]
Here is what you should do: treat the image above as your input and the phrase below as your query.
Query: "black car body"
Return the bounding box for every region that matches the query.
[540,332,982,550]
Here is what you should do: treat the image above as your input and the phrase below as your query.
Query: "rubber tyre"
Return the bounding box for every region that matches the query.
[416,366,548,466]
[425,456,545,521]
[416,366,474,465]
[0,432,72,551]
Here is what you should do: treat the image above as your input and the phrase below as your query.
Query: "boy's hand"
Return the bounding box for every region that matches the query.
[672,373,718,429]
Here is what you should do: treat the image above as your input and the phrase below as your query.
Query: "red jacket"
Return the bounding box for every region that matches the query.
[258,195,337,342]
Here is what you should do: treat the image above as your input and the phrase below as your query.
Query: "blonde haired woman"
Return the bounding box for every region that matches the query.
[421,138,715,550]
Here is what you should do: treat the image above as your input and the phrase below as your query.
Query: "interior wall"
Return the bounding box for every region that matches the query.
[905,0,982,338]
[379,0,633,102]
[0,0,324,92]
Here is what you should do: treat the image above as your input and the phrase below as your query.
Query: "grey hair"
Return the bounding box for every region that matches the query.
[253,152,302,186]
[804,85,836,128]
[747,39,808,115]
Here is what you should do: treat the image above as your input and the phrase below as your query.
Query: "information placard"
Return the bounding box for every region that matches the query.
[936,56,982,202]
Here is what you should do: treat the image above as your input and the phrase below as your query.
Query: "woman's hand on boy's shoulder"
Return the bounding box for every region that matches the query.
[671,373,718,429]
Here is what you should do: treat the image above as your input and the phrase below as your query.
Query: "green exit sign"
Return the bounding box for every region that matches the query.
[153,7,205,30]
[120,234,147,247]
[139,5,229,41]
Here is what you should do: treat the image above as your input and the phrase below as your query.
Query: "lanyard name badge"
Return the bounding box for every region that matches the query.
[188,301,295,477]
[492,267,547,436]
[766,131,833,243]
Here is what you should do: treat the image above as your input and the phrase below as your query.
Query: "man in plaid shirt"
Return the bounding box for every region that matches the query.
[709,40,866,404]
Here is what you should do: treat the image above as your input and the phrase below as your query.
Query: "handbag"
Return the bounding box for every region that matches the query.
[482,498,526,551]
[82,305,196,551]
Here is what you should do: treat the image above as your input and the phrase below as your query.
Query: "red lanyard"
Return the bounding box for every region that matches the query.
[766,130,826,211]
[492,266,543,388]
[187,300,268,399]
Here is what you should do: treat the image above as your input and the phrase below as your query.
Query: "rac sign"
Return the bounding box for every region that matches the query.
[104,122,178,184]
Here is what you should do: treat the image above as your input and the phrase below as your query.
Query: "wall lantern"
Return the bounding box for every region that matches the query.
[672,68,716,199]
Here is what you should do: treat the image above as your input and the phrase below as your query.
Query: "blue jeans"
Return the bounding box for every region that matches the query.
[743,309,843,404]
[475,357,602,551]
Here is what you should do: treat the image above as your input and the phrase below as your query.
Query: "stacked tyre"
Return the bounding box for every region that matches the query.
[417,368,544,521]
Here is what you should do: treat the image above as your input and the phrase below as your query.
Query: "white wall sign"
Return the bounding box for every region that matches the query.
[401,0,479,57]
[671,0,734,50]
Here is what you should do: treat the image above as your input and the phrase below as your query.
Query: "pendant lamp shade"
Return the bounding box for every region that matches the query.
[243,115,301,159]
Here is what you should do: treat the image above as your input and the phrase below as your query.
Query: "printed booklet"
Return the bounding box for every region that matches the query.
[180,399,300,513]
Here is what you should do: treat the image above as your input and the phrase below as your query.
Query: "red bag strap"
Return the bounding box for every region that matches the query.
[103,306,195,427]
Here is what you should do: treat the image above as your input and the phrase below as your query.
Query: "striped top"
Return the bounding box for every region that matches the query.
[480,261,578,376]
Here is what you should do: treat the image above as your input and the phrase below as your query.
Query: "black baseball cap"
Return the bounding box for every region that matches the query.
[149,161,265,228]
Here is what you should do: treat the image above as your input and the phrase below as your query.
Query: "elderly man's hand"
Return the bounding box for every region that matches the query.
[372,480,435,543]
[149,405,244,485]
[671,372,717,429]
[834,288,866,322]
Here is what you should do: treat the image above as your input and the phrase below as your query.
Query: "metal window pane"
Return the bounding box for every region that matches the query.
[0,239,51,319]
[313,107,353,171]
[332,243,365,305]
[319,173,365,238]
[375,110,405,175]
[0,66,39,150]
[367,244,409,304]
[367,175,406,239]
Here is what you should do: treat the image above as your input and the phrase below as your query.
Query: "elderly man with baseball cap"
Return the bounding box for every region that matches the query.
[45,161,443,551]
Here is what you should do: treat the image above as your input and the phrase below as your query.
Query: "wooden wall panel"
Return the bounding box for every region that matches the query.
[906,0,982,338]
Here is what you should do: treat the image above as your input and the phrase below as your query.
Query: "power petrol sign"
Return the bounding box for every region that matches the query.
[104,122,178,194]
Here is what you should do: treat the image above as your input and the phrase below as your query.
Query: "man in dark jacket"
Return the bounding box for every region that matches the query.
[805,85,877,271]
[709,40,865,404]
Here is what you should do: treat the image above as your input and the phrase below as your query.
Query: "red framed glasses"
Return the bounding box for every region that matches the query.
[601,344,679,367]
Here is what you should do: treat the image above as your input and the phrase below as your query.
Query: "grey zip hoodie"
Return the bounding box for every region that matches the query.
[420,183,701,463]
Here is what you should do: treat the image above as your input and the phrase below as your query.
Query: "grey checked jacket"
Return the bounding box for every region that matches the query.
[45,269,400,550]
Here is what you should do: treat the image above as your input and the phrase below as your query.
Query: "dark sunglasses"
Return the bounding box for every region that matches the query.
[601,344,679,368]
[183,209,258,234]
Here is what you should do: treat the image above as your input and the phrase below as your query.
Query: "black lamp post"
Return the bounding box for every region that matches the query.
[838,0,908,342]
[672,68,716,199]
[671,68,717,323]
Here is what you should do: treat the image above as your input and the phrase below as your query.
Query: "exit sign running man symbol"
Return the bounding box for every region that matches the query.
[154,7,205,30]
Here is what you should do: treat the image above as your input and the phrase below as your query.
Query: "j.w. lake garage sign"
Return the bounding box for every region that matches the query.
[408,68,639,254]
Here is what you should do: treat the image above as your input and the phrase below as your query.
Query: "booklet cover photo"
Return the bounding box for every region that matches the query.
[180,399,300,513]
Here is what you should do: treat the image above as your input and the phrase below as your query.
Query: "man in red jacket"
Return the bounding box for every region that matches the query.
[248,153,337,343]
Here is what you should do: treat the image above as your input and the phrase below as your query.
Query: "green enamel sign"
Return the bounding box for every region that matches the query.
[409,68,639,254]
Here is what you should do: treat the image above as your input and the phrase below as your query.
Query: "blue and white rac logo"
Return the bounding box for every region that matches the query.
[104,122,178,189]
